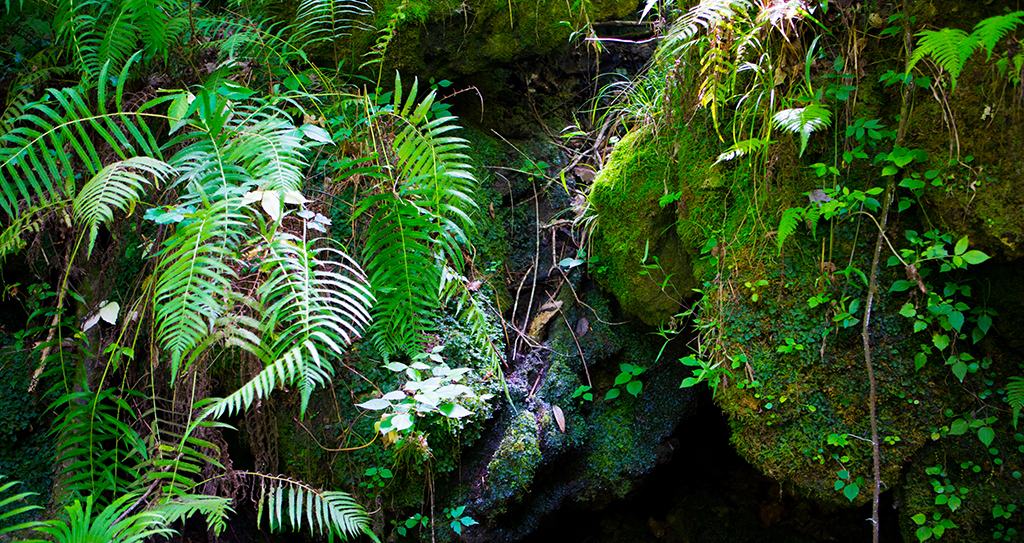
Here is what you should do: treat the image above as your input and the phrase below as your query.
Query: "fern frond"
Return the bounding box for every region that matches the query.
[909,28,975,90]
[1008,376,1024,429]
[50,385,148,504]
[714,138,774,164]
[655,0,753,63]
[253,475,374,541]
[776,206,804,251]
[290,0,374,49]
[0,477,46,536]
[156,494,234,537]
[973,11,1024,60]
[361,195,442,357]
[73,157,175,258]
[772,104,831,156]
[33,493,173,543]
[0,62,159,220]
[96,5,139,76]
[260,234,373,414]
[124,0,189,60]
[154,199,248,383]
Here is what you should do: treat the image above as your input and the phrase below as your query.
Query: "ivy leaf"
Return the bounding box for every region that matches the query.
[933,334,950,350]
[915,352,928,370]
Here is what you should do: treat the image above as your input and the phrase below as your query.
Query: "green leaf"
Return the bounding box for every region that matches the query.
[948,311,965,332]
[605,388,621,400]
[356,399,390,410]
[626,380,643,397]
[952,361,968,381]
[961,250,989,265]
[912,513,927,525]
[899,302,917,317]
[843,483,860,501]
[978,426,995,447]
[932,334,950,351]
[915,352,928,370]
[954,236,969,256]
[439,403,473,418]
[950,419,969,435]
[916,525,933,541]
[614,373,632,386]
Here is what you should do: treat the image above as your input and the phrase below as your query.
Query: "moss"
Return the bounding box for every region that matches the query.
[484,410,542,516]
[588,127,709,325]
[899,419,1024,542]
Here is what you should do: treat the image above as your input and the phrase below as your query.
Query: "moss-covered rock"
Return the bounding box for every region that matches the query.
[588,127,711,326]
[483,409,542,516]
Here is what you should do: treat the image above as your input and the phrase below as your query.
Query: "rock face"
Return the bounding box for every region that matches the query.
[454,281,700,542]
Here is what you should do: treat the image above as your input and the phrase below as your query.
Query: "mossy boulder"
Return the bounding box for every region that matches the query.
[483,410,542,516]
[588,127,712,326]
[899,418,1024,542]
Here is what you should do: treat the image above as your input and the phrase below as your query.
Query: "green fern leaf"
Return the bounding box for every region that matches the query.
[772,104,831,156]
[289,0,373,49]
[155,494,234,537]
[972,11,1024,60]
[777,206,804,251]
[73,157,174,258]
[50,385,148,504]
[909,28,975,90]
[32,493,173,543]
[1008,376,1024,428]
[255,476,374,540]
[154,199,248,382]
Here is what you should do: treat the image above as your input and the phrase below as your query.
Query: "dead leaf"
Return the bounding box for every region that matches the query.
[552,405,565,433]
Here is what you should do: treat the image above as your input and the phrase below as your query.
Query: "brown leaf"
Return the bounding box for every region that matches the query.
[552,405,565,433]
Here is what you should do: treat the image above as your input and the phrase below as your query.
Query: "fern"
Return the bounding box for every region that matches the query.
[253,475,376,541]
[154,198,248,382]
[50,385,148,505]
[909,28,975,90]
[0,55,159,225]
[32,493,174,543]
[155,494,234,537]
[0,477,45,537]
[974,12,1024,59]
[205,234,372,419]
[1008,376,1024,429]
[909,12,1024,90]
[73,157,174,258]
[772,104,832,156]
[358,73,478,358]
[655,0,753,64]
[289,0,374,50]
[776,206,803,252]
